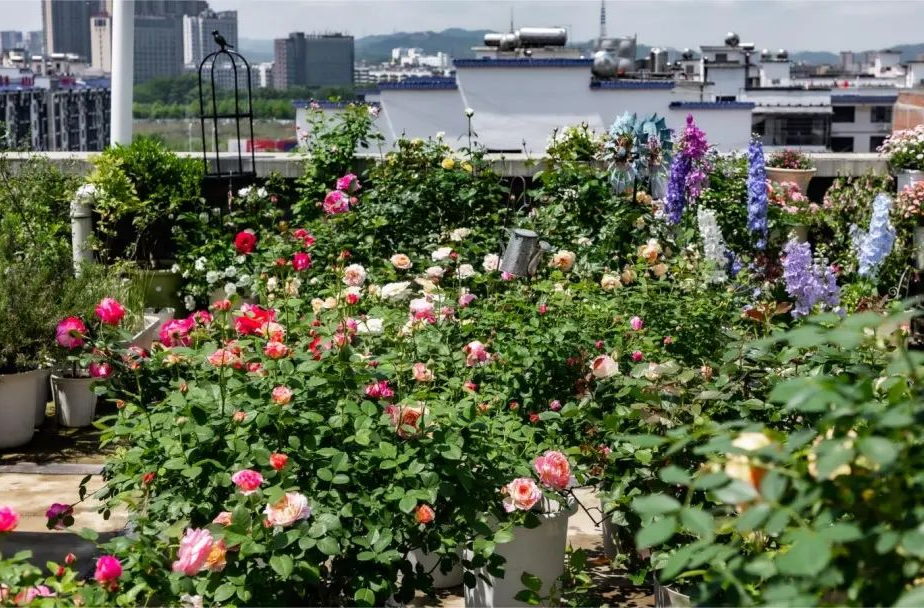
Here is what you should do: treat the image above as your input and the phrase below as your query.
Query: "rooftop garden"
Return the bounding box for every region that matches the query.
[2,106,924,607]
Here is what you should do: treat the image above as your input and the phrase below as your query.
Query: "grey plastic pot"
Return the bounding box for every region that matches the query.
[51,375,97,428]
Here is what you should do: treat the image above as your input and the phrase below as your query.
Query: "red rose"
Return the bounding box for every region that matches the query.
[415,504,435,524]
[269,453,288,470]
[234,230,257,254]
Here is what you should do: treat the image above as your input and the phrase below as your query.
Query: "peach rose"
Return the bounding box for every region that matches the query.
[264,492,311,527]
[501,477,542,513]
[590,355,619,379]
[415,504,435,524]
[533,450,572,491]
[212,511,233,526]
[548,250,576,272]
[172,528,214,575]
[412,362,434,382]
[390,253,413,270]
[343,264,366,287]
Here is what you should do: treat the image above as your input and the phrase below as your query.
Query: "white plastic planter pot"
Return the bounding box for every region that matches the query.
[0,369,41,448]
[654,573,692,607]
[130,310,173,351]
[51,375,97,428]
[897,169,924,192]
[408,547,463,588]
[464,497,577,607]
[32,368,52,426]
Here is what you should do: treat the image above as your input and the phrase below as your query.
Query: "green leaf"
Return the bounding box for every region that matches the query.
[353,588,376,607]
[521,571,542,592]
[818,522,862,543]
[399,495,417,514]
[442,444,462,460]
[814,444,854,480]
[901,530,924,557]
[896,586,924,607]
[776,531,831,577]
[214,584,237,602]
[658,465,691,486]
[759,470,788,503]
[858,436,899,468]
[317,536,340,556]
[269,554,294,579]
[631,494,681,516]
[636,516,677,549]
[680,507,714,538]
[735,503,771,533]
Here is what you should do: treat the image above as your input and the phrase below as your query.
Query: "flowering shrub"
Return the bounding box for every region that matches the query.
[766,148,814,170]
[878,125,924,172]
[896,180,924,219]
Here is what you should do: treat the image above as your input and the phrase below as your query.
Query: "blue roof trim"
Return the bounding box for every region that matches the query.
[377,78,457,90]
[590,80,675,90]
[454,58,592,68]
[669,101,755,109]
[831,94,898,104]
[292,100,381,109]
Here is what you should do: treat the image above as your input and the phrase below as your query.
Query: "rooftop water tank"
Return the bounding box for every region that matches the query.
[518,27,567,47]
[484,33,503,47]
[650,48,668,73]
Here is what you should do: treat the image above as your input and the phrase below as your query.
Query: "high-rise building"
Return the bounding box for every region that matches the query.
[273,32,354,90]
[183,9,237,67]
[0,31,24,53]
[90,14,112,72]
[42,0,105,59]
[25,31,44,56]
[135,0,207,17]
[134,15,183,84]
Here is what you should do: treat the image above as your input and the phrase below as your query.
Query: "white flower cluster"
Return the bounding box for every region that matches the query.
[696,207,728,284]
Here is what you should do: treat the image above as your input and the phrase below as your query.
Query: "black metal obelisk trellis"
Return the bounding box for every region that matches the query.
[198,37,256,201]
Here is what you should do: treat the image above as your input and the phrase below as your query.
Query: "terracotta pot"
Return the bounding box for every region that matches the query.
[0,369,42,448]
[51,375,97,428]
[897,169,924,192]
[464,497,577,607]
[765,167,816,193]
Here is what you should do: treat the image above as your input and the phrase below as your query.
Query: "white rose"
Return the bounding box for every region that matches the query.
[266,277,278,292]
[224,282,237,296]
[431,247,453,261]
[224,266,238,278]
[456,264,476,279]
[194,257,207,272]
[425,266,445,280]
[342,263,367,287]
[206,270,221,285]
[381,281,412,300]
[449,228,471,242]
[482,253,500,272]
[183,294,196,310]
[237,186,252,198]
[357,318,384,334]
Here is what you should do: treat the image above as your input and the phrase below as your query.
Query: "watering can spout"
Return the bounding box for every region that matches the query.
[499,228,546,277]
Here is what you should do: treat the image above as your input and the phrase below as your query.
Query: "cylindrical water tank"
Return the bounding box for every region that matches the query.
[498,32,520,51]
[518,27,567,47]
[484,33,502,47]
[592,50,618,78]
[650,48,668,73]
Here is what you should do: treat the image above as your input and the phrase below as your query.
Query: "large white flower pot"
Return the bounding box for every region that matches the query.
[654,573,692,607]
[897,169,924,192]
[51,375,97,428]
[32,368,52,426]
[0,369,41,448]
[408,547,463,588]
[130,310,173,351]
[765,167,815,193]
[464,497,577,607]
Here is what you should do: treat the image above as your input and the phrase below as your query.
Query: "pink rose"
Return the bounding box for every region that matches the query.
[234,230,257,254]
[292,252,312,271]
[190,310,213,326]
[533,450,572,491]
[212,511,233,526]
[263,341,289,359]
[323,190,350,214]
[94,555,122,587]
[264,492,311,527]
[231,469,264,495]
[172,528,213,575]
[501,477,542,513]
[549,399,562,411]
[207,347,240,368]
[629,316,644,331]
[272,386,293,405]
[409,298,435,323]
[94,298,125,326]
[342,264,366,287]
[160,318,194,347]
[56,317,87,349]
[0,506,20,532]
[336,173,360,193]
[384,403,427,438]
[14,586,55,604]
[269,453,288,470]
[463,340,490,367]
[412,363,433,382]
[631,350,644,362]
[364,380,394,400]
[211,299,232,312]
[458,293,477,308]
[45,503,73,530]
[89,361,113,378]
[590,355,619,379]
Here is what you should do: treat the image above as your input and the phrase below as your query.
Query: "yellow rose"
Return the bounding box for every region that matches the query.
[462,161,473,173]
[441,157,455,170]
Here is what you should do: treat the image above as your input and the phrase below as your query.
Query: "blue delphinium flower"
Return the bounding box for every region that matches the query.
[858,193,896,277]
[782,239,840,318]
[664,115,709,224]
[665,154,691,224]
[747,137,768,249]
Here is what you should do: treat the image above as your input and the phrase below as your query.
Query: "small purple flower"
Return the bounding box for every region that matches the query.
[45,503,73,530]
[747,137,769,249]
[664,115,709,224]
[782,239,840,318]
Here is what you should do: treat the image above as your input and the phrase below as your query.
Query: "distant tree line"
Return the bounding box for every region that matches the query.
[132,74,356,120]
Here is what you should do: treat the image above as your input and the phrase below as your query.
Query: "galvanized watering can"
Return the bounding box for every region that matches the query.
[499,228,551,277]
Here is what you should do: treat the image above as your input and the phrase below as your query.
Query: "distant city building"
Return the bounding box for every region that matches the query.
[42,0,105,59]
[183,8,237,67]
[25,31,44,56]
[273,32,354,90]
[134,15,183,84]
[254,62,274,88]
[0,31,24,53]
[0,68,110,151]
[134,1,207,17]
[391,47,451,70]
[90,13,112,73]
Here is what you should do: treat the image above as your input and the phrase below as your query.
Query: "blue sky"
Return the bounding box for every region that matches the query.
[7,0,923,52]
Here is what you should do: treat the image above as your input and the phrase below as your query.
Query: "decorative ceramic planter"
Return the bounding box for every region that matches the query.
[143,269,182,311]
[130,309,173,351]
[464,497,577,607]
[765,167,816,193]
[654,573,692,607]
[0,369,42,448]
[789,224,809,243]
[408,547,463,588]
[51,375,97,428]
[897,169,924,192]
